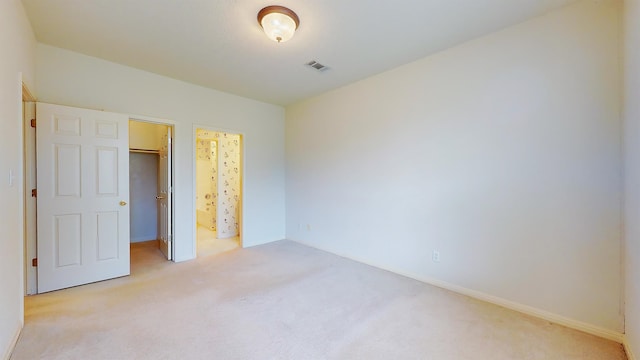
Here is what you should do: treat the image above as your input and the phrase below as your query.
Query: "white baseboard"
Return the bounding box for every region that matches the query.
[130,236,157,243]
[418,274,623,343]
[625,336,637,360]
[3,324,22,360]
[293,239,624,343]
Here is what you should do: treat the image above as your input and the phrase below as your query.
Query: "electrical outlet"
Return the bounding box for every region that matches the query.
[306,224,311,231]
[432,250,440,263]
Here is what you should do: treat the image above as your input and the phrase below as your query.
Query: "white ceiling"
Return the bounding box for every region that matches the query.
[22,0,577,106]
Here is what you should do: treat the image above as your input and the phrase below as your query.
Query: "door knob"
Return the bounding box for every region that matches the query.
[119,201,127,206]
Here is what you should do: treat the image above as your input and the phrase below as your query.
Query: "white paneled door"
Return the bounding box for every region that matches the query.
[158,127,172,260]
[36,103,130,293]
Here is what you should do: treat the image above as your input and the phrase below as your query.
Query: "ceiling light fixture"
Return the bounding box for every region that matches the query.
[257,5,300,43]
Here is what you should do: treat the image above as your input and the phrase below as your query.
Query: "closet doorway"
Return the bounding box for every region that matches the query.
[130,120,174,262]
[195,128,242,257]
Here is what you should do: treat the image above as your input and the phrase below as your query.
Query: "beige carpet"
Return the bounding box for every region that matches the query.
[12,240,626,359]
[196,225,240,258]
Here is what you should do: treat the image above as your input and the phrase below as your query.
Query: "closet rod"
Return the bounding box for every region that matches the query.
[129,148,159,154]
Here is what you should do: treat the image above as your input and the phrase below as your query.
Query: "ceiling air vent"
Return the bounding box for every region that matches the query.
[305,60,329,72]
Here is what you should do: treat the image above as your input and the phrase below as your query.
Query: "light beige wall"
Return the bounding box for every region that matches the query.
[286,0,623,332]
[36,44,286,261]
[624,0,640,357]
[0,1,36,358]
[129,121,162,151]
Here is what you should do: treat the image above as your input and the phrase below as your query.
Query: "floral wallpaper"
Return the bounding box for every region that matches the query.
[196,139,217,231]
[196,129,241,238]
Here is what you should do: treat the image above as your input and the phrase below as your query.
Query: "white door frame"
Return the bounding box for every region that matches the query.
[192,125,245,255]
[22,97,36,295]
[23,109,176,294]
[22,81,36,296]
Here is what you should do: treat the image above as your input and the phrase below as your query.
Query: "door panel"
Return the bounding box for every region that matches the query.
[96,147,118,195]
[158,127,172,260]
[37,102,130,293]
[55,214,81,266]
[97,211,119,260]
[55,144,81,196]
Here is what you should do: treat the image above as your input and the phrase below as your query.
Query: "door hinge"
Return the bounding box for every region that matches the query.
[31,189,37,197]
[30,119,36,128]
[32,258,37,267]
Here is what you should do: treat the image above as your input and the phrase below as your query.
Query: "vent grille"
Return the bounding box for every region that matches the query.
[305,60,329,72]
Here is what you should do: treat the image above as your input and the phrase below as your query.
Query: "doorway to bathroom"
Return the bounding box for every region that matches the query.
[195,128,243,257]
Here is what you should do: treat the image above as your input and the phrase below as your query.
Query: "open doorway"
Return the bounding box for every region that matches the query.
[195,128,242,257]
[129,120,174,266]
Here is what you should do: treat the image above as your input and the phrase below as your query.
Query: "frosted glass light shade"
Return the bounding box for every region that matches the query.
[258,6,300,43]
